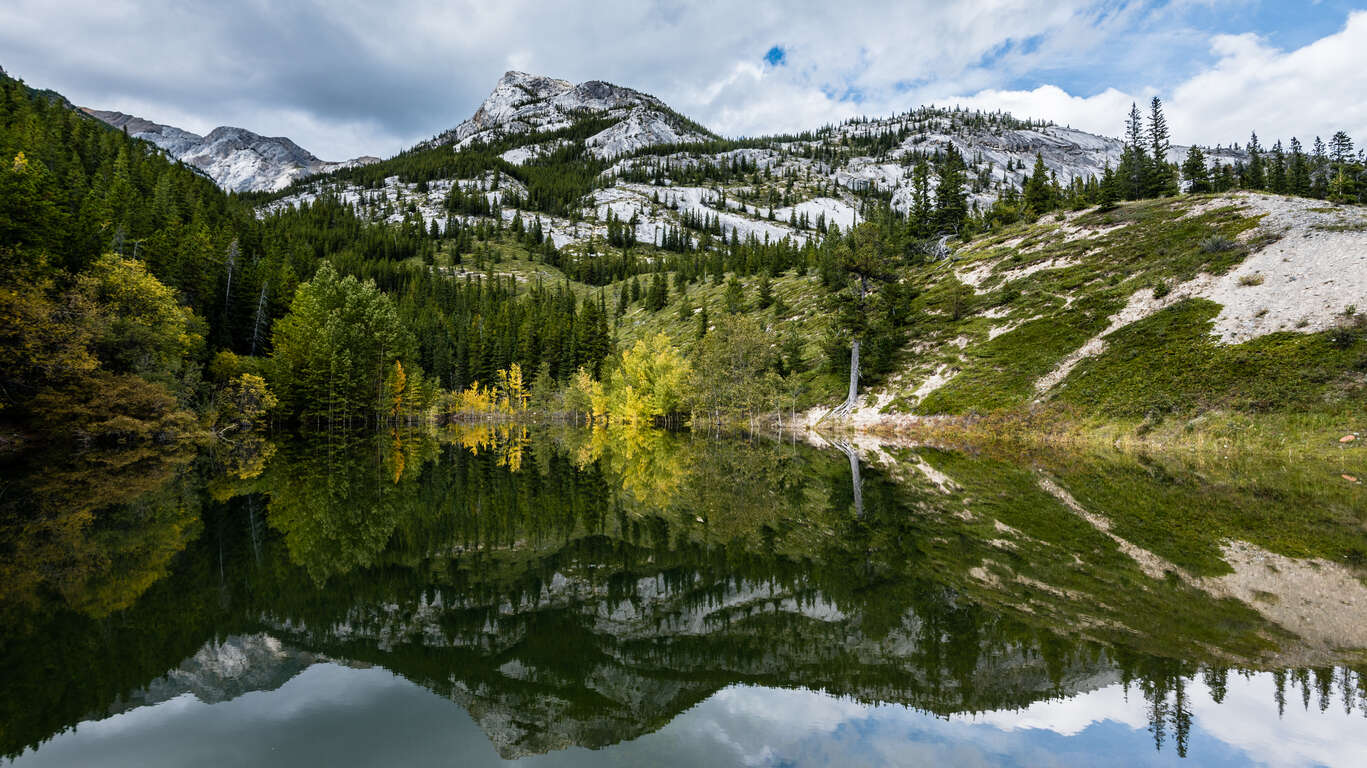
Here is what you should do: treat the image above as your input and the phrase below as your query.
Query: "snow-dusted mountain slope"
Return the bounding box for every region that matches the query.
[424,70,715,157]
[265,70,1248,251]
[83,109,378,193]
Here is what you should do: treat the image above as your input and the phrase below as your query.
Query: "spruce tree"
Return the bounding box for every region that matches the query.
[1022,153,1053,215]
[1329,131,1355,165]
[644,271,667,311]
[909,161,932,236]
[1288,137,1311,196]
[933,145,969,234]
[1147,97,1174,196]
[1245,132,1265,190]
[1117,103,1150,200]
[756,270,774,309]
[1181,147,1210,194]
[1272,140,1290,193]
[722,275,745,314]
[1096,163,1119,210]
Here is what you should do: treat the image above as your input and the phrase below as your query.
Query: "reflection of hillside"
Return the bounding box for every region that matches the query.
[869,445,1367,666]
[4,426,1367,760]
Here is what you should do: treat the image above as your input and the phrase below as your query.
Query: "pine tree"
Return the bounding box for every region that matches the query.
[1329,131,1355,165]
[756,270,774,309]
[909,160,932,236]
[722,275,745,314]
[1244,132,1265,190]
[1117,102,1150,200]
[1288,137,1311,196]
[1022,153,1053,215]
[644,270,667,311]
[1268,140,1287,194]
[933,145,969,234]
[1096,163,1119,210]
[1146,97,1174,196]
[1181,146,1211,194]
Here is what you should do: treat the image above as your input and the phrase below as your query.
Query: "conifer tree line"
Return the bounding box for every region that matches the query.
[984,98,1364,228]
[0,70,612,438]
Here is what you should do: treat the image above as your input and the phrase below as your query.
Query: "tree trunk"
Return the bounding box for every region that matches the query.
[846,337,860,405]
[828,338,860,419]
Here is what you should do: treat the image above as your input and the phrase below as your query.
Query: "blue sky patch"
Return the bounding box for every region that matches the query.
[764,45,786,66]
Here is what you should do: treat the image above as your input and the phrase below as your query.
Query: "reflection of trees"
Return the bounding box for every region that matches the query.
[595,426,689,509]
[0,443,200,621]
[257,431,435,584]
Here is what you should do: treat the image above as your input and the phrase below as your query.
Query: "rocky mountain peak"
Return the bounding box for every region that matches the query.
[82,108,376,193]
[427,70,712,157]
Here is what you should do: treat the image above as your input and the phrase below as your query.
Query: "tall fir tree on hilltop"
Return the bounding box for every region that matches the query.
[1146,98,1176,197]
[1244,132,1265,190]
[1117,103,1150,200]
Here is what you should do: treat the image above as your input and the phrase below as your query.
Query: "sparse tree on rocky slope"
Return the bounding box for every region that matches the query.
[827,223,897,419]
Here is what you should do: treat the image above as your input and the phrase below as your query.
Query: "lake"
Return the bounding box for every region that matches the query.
[2,425,1365,767]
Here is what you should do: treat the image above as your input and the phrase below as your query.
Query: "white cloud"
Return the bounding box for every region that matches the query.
[0,1,1361,159]
[947,10,1367,148]
[949,85,1146,136]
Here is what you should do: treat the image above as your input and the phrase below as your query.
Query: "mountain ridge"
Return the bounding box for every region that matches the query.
[259,69,1254,257]
[81,107,379,193]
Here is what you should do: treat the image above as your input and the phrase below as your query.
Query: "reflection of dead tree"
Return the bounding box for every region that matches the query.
[829,438,863,518]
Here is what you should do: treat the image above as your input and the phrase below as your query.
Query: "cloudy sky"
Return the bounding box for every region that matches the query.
[2,0,1364,160]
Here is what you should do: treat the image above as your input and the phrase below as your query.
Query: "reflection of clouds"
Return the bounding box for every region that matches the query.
[17,670,1367,768]
[958,674,1367,768]
[963,681,1149,736]
[672,679,1367,768]
[1187,675,1367,768]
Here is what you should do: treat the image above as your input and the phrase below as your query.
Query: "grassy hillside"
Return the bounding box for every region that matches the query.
[838,193,1367,441]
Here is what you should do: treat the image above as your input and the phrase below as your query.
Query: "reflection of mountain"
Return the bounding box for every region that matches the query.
[4,426,1366,760]
[255,565,1120,758]
[102,634,328,713]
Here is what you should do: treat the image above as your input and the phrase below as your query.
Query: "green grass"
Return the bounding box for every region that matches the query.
[1057,299,1367,417]
[915,296,1118,414]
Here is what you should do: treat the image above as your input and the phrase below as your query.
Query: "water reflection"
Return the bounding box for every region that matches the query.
[1,425,1365,765]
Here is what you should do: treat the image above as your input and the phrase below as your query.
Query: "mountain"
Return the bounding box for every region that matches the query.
[82,108,379,193]
[424,70,716,158]
[268,70,1248,252]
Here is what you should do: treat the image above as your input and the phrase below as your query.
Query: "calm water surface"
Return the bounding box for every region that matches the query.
[2,426,1365,767]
